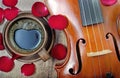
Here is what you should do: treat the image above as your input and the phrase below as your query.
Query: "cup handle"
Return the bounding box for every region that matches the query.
[38,48,50,62]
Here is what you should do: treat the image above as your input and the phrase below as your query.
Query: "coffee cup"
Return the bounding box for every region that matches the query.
[3,12,55,62]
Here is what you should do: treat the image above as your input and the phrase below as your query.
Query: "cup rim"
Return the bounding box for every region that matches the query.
[3,12,48,56]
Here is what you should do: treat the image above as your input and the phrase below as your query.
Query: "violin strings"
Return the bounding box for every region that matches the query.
[86,0,103,77]
[94,0,111,77]
[91,0,103,77]
[96,0,113,75]
[92,0,112,76]
[80,0,96,77]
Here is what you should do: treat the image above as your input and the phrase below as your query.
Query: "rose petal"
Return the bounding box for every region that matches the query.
[0,8,4,23]
[4,7,19,21]
[50,44,67,60]
[48,15,68,30]
[2,0,18,7]
[21,63,35,76]
[0,56,14,72]
[32,2,49,17]
[101,0,117,6]
[0,33,5,50]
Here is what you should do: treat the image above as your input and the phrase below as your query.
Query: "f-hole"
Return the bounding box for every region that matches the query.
[69,38,86,75]
[106,33,120,61]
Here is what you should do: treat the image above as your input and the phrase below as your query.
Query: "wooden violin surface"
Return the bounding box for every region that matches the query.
[45,0,120,78]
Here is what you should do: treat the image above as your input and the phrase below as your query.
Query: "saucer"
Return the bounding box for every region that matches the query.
[3,12,55,62]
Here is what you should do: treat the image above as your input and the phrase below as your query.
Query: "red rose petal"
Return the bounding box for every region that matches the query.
[0,33,5,50]
[4,7,19,21]
[101,0,117,6]
[48,15,68,30]
[0,56,14,72]
[2,0,18,7]
[32,2,49,17]
[21,63,35,76]
[0,45,5,50]
[51,44,67,60]
[0,8,4,23]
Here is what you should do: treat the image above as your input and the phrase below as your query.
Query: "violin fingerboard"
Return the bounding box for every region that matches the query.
[78,0,103,26]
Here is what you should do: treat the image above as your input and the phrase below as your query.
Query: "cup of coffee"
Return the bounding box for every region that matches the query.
[3,12,55,62]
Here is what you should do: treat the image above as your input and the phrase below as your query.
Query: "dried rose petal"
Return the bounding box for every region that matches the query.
[48,15,68,30]
[0,45,5,50]
[0,33,5,50]
[2,0,18,7]
[21,63,35,76]
[0,8,4,23]
[0,56,14,72]
[4,7,19,21]
[101,0,117,6]
[32,2,49,17]
[50,44,67,60]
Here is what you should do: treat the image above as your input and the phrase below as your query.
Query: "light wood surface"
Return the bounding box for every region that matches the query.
[0,0,67,78]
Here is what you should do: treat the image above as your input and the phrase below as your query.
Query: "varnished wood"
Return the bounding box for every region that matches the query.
[45,0,120,78]
[117,16,120,39]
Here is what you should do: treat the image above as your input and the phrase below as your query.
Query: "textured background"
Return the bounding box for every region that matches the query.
[0,0,67,78]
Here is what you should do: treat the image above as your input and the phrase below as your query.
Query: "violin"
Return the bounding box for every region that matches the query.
[45,0,120,78]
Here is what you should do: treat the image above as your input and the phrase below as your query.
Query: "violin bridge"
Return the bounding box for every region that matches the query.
[87,50,112,57]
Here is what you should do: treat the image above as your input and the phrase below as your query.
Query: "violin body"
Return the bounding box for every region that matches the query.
[45,0,120,78]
